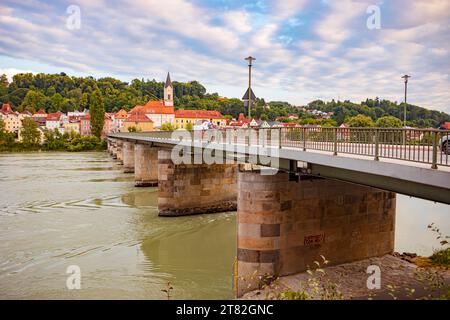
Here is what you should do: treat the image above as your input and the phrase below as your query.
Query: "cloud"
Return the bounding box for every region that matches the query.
[0,68,33,82]
[222,10,252,33]
[315,0,368,44]
[273,0,308,20]
[0,0,448,113]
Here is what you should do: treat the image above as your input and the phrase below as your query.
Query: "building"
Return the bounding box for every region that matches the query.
[33,109,47,118]
[67,110,86,118]
[114,109,128,131]
[1,103,12,114]
[129,73,175,129]
[18,111,32,121]
[2,112,21,133]
[80,114,91,136]
[174,109,225,129]
[164,73,174,107]
[46,113,62,131]
[33,116,47,127]
[227,113,251,128]
[123,110,154,132]
[64,121,80,135]
[102,113,115,138]
[441,122,450,130]
[337,123,350,140]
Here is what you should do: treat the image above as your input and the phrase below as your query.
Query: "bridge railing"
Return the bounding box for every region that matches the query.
[278,127,449,168]
[111,127,450,169]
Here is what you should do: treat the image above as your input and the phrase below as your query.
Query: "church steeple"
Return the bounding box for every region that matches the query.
[163,72,174,107]
[164,72,172,88]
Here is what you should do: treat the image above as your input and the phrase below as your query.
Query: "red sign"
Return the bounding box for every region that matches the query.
[304,233,325,246]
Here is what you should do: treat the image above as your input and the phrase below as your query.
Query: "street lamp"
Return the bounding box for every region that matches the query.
[243,56,256,118]
[401,74,411,127]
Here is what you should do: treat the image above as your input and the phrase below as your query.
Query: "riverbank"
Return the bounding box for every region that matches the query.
[0,136,106,152]
[241,254,450,300]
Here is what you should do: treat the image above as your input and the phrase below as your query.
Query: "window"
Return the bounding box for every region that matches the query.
[168,94,171,100]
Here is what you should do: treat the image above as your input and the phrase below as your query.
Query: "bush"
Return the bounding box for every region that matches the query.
[430,248,450,267]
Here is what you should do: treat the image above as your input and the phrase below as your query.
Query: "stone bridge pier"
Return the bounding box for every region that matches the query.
[122,141,135,173]
[134,144,159,187]
[116,140,124,164]
[108,139,118,159]
[236,168,396,297]
[157,149,238,216]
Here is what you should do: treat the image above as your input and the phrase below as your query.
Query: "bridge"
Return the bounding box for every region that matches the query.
[107,127,450,297]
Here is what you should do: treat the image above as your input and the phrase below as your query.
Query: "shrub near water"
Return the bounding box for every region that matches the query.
[43,129,105,152]
[428,223,450,267]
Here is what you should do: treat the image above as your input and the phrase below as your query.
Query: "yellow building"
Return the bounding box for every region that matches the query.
[64,121,80,135]
[2,112,22,134]
[122,111,154,132]
[174,109,226,129]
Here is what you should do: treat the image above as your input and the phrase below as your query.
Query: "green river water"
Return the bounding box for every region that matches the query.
[0,152,448,299]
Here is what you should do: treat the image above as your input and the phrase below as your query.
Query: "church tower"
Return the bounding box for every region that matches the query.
[164,72,173,107]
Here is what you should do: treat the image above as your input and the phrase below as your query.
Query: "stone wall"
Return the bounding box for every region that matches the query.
[116,140,123,163]
[236,169,396,296]
[158,149,238,216]
[122,141,135,173]
[134,144,159,187]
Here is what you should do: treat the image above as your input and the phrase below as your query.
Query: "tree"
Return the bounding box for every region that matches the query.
[19,90,47,113]
[48,93,65,113]
[376,116,403,128]
[127,125,141,132]
[0,118,15,147]
[185,122,193,130]
[89,88,105,138]
[321,118,338,127]
[80,93,89,110]
[0,74,8,100]
[346,115,375,127]
[21,117,41,145]
[161,122,174,131]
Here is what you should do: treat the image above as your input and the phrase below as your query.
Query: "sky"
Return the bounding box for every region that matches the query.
[0,0,449,112]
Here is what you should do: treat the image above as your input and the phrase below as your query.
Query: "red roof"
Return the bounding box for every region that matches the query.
[443,122,450,130]
[1,103,12,114]
[115,109,128,119]
[131,100,174,115]
[35,109,46,114]
[125,112,153,123]
[175,109,224,119]
[69,115,82,121]
[46,113,62,121]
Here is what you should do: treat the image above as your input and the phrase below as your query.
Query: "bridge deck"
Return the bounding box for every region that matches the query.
[109,129,450,205]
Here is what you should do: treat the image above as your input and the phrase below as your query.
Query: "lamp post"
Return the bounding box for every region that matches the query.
[401,74,411,127]
[245,56,255,118]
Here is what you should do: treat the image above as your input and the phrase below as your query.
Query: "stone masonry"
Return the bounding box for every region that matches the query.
[236,169,396,297]
[157,149,238,216]
[116,140,123,164]
[134,144,159,187]
[122,141,135,173]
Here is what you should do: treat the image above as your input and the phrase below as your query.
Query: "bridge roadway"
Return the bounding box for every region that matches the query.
[108,131,450,205]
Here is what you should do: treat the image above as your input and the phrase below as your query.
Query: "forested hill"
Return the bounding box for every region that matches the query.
[307,99,450,128]
[0,72,449,127]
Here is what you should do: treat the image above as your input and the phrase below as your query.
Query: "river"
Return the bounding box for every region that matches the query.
[0,152,448,299]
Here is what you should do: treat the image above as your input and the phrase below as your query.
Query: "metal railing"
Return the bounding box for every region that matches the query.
[110,127,450,169]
